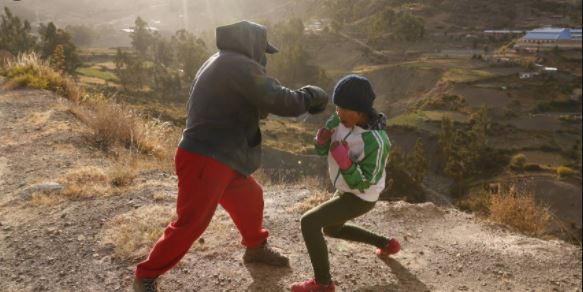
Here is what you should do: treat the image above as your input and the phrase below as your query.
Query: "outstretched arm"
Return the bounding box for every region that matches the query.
[236,62,329,117]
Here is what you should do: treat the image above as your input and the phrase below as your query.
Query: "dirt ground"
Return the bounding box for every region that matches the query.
[1,89,582,291]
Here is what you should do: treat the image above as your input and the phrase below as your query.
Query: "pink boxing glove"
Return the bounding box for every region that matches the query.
[330,141,352,170]
[314,128,334,145]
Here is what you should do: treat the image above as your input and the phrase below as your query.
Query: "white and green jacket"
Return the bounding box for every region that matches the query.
[315,113,391,202]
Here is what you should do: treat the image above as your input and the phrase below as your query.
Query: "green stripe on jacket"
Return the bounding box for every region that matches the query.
[340,130,391,192]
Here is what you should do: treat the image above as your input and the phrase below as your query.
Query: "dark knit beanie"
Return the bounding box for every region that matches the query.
[332,74,376,113]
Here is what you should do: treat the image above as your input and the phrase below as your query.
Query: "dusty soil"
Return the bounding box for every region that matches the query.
[1,88,581,292]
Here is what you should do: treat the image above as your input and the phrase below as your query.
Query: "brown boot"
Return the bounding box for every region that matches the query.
[243,241,290,266]
[133,277,158,292]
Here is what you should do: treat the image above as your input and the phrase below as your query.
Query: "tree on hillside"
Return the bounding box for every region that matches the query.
[172,29,208,85]
[322,0,356,32]
[40,22,57,58]
[0,7,37,55]
[131,17,154,57]
[383,146,427,203]
[39,22,80,74]
[368,8,424,42]
[115,48,148,91]
[439,108,506,189]
[50,44,66,73]
[65,25,97,47]
[409,138,429,183]
[394,12,425,42]
[267,18,331,88]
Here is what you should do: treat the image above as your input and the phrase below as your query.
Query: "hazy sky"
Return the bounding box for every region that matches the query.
[1,0,306,33]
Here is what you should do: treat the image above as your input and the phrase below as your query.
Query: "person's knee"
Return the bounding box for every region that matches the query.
[300,212,318,232]
[323,226,341,237]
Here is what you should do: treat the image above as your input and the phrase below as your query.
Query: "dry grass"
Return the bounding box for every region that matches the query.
[489,189,553,236]
[287,176,331,214]
[58,166,110,199]
[101,205,175,260]
[2,52,82,101]
[108,153,139,188]
[30,193,65,206]
[3,53,178,173]
[68,96,179,172]
[76,99,178,162]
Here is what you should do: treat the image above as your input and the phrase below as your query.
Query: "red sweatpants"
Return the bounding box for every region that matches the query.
[135,148,269,278]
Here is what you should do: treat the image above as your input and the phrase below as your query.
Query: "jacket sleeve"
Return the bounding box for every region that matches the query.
[340,131,391,192]
[234,60,312,117]
[314,113,340,156]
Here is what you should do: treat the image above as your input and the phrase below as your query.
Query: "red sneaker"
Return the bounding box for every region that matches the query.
[290,279,336,292]
[376,238,400,256]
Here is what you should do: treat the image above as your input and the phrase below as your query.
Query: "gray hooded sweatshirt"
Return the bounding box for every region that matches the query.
[178,21,319,176]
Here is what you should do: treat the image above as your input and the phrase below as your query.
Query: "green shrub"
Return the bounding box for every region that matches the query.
[510,153,527,170]
[556,166,577,178]
[2,52,82,101]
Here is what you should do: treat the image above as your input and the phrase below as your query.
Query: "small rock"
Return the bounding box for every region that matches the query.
[77,235,85,241]
[419,251,424,255]
[199,238,205,244]
[22,182,64,199]
[61,213,66,219]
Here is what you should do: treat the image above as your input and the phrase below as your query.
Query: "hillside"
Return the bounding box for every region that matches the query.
[299,0,583,242]
[1,87,582,291]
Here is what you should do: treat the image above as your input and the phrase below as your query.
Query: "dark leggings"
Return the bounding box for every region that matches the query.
[300,191,389,284]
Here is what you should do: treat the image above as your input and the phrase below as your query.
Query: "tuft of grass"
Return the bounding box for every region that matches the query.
[489,189,552,236]
[76,99,177,161]
[58,166,110,199]
[108,154,138,187]
[30,193,65,206]
[101,205,175,260]
[510,153,527,170]
[288,176,331,214]
[2,52,82,101]
[290,191,330,214]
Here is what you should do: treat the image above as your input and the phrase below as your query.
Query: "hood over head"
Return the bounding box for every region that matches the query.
[215,20,278,64]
